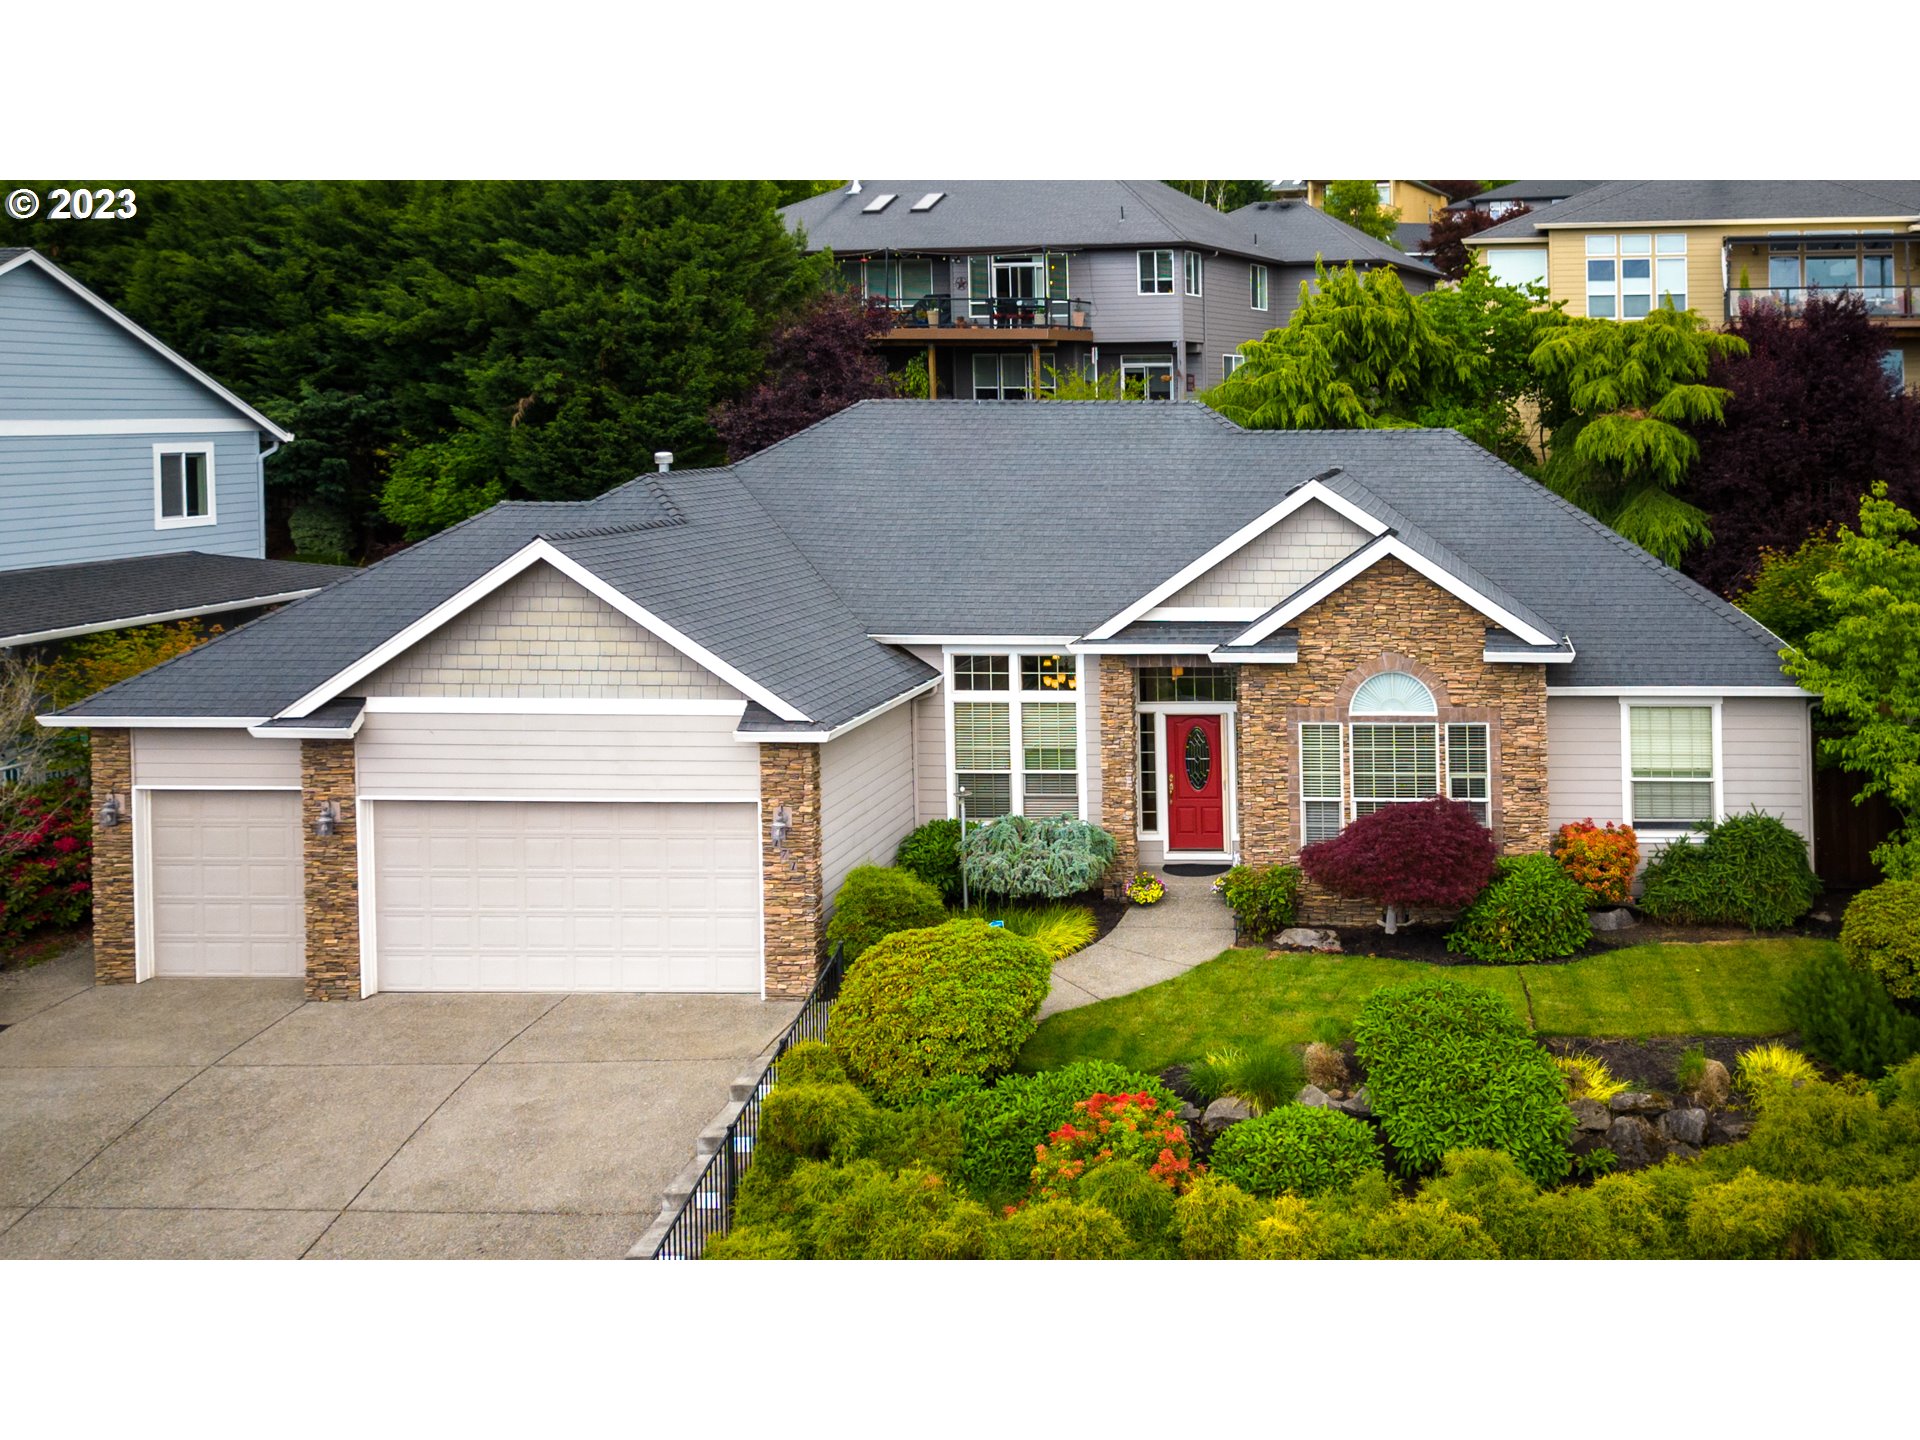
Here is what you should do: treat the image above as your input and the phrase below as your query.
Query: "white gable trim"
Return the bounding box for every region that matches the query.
[1087,479,1386,639]
[1230,536,1559,648]
[277,540,810,723]
[1140,606,1266,622]
[36,715,265,729]
[1486,647,1577,665]
[0,251,294,444]
[0,417,263,437]
[248,712,368,741]
[1547,685,1812,697]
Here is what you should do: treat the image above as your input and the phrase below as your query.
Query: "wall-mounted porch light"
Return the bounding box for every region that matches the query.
[313,799,342,838]
[97,793,126,828]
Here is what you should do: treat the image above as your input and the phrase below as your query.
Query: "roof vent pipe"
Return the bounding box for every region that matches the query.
[848,180,862,195]
[654,451,673,473]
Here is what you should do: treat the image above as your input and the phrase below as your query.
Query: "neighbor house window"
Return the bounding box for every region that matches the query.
[1374,182,1393,207]
[951,652,1083,819]
[1628,704,1716,827]
[1222,353,1245,379]
[1883,349,1907,392]
[154,446,215,528]
[972,352,1031,400]
[1487,246,1548,290]
[1585,233,1686,318]
[1301,722,1344,843]
[1249,264,1269,311]
[1185,251,1203,297]
[1447,723,1490,826]
[1138,250,1175,295]
[1120,355,1174,401]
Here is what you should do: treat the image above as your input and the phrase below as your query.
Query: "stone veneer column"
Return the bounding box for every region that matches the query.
[1235,665,1293,869]
[90,728,136,984]
[301,740,361,1001]
[1097,656,1138,899]
[760,743,824,999]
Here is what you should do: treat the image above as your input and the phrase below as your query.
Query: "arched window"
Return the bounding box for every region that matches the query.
[1350,671,1436,717]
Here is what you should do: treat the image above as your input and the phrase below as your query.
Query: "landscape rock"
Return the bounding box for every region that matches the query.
[1335,1086,1373,1119]
[1590,908,1640,932]
[1202,1096,1254,1134]
[1692,1060,1732,1109]
[1667,1144,1701,1164]
[1608,1092,1667,1116]
[1709,1112,1752,1145]
[1660,1108,1709,1146]
[1294,1084,1334,1110]
[1177,1102,1203,1128]
[1571,1099,1612,1133]
[1606,1115,1665,1171]
[1275,928,1343,953]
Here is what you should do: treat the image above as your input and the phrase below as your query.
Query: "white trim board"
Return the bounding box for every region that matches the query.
[1230,535,1558,649]
[869,635,1076,647]
[363,696,749,717]
[0,251,294,443]
[0,417,264,436]
[354,791,761,805]
[1089,476,1383,639]
[248,715,367,740]
[36,715,265,729]
[1547,685,1810,697]
[1486,647,1576,664]
[3,589,328,648]
[278,539,809,724]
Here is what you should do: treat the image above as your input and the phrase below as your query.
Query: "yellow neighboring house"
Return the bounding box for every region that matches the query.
[1464,180,1920,391]
[1304,180,1450,227]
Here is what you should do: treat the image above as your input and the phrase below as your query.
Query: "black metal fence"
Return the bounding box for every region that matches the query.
[645,942,849,1260]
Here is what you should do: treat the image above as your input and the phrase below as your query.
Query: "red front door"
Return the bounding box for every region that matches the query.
[1166,713,1225,852]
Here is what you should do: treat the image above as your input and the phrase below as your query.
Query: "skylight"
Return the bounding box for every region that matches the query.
[862,193,897,213]
[911,192,945,212]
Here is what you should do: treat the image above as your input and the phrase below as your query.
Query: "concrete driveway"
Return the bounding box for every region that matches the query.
[0,943,797,1259]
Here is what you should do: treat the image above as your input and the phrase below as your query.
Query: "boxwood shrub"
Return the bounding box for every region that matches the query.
[1207,1104,1383,1198]
[1219,863,1301,942]
[826,919,1052,1106]
[1839,878,1920,1001]
[1353,978,1572,1186]
[1640,810,1819,932]
[894,818,963,901]
[824,864,947,961]
[1445,853,1594,964]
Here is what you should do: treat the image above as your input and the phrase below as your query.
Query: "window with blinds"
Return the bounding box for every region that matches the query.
[955,701,1011,818]
[1301,723,1343,843]
[1630,705,1714,825]
[1021,702,1078,816]
[950,652,1083,820]
[1447,723,1490,826]
[1350,723,1439,817]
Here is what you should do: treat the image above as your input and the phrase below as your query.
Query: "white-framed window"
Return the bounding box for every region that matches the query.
[1447,722,1490,826]
[1374,182,1393,207]
[154,445,215,529]
[1882,348,1906,392]
[1301,722,1343,843]
[1138,249,1175,295]
[950,650,1081,820]
[1487,246,1549,290]
[1184,251,1203,297]
[1351,724,1440,818]
[1625,703,1718,829]
[1222,353,1246,379]
[1249,263,1269,311]
[1585,233,1687,319]
[1120,355,1174,401]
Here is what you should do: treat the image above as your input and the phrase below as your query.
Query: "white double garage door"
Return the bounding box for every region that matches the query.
[149,793,760,992]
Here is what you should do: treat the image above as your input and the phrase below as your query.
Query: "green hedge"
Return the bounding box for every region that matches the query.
[894,819,963,901]
[1207,1105,1383,1198]
[1446,854,1594,964]
[1786,945,1920,1078]
[824,864,947,961]
[1640,811,1819,932]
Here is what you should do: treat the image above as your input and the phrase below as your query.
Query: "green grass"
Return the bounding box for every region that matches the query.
[1019,937,1836,1074]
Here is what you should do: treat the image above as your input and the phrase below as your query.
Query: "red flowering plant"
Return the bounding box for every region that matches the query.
[1,776,93,948]
[1029,1091,1198,1201]
[1552,819,1639,906]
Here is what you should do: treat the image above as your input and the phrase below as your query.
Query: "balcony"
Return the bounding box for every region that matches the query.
[868,294,1093,344]
[1725,286,1920,326]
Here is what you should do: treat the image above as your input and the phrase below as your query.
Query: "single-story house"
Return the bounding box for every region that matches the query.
[43,401,1812,1000]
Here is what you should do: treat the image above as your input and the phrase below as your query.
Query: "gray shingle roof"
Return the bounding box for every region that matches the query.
[782,182,1436,277]
[1446,181,1600,212]
[54,401,1797,724]
[1469,179,1920,241]
[0,552,351,647]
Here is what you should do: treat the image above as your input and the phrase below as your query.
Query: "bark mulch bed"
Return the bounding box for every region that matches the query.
[1537,1033,1790,1091]
[1,923,89,974]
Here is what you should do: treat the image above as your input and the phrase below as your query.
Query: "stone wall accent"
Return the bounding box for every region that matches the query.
[761,743,825,999]
[1234,556,1549,925]
[90,729,135,984]
[301,740,361,1001]
[1097,655,1139,899]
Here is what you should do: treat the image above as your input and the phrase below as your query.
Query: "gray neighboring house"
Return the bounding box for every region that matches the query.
[0,248,347,652]
[1447,181,1602,219]
[44,402,1812,1005]
[781,181,1437,400]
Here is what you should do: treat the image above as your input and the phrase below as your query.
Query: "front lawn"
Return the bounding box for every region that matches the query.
[1019,937,1835,1074]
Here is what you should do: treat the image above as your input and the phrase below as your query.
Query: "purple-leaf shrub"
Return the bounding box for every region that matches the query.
[1299,797,1497,930]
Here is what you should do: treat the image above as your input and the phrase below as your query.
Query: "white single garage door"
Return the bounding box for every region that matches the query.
[149,790,305,977]
[371,800,760,993]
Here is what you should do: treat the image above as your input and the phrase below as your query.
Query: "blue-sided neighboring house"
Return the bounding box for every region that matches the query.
[0,247,349,653]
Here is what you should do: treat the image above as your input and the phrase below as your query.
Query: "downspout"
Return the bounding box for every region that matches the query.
[259,438,281,558]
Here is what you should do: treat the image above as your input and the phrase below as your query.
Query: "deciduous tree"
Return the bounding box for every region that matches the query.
[1320,181,1400,243]
[712,290,895,460]
[1424,204,1531,281]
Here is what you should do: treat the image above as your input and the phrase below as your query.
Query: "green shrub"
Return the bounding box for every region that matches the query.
[1184,1043,1305,1116]
[1219,864,1302,942]
[894,818,964,900]
[731,1159,996,1259]
[1171,1175,1262,1259]
[1208,1105,1383,1198]
[954,1061,1174,1207]
[1353,978,1573,1185]
[1446,853,1594,964]
[1784,945,1920,1078]
[1839,878,1920,1001]
[994,1198,1130,1259]
[961,814,1117,901]
[773,1040,847,1088]
[1735,1042,1820,1105]
[1553,1052,1629,1103]
[1075,1159,1177,1251]
[1875,1055,1920,1110]
[952,902,1097,960]
[1640,811,1819,931]
[288,501,354,562]
[824,864,947,961]
[756,1082,882,1178]
[703,1224,801,1259]
[826,920,1052,1106]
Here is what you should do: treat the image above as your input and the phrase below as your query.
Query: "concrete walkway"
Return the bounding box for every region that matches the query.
[1038,873,1236,1019]
[0,942,798,1259]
